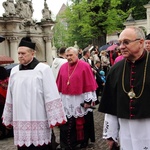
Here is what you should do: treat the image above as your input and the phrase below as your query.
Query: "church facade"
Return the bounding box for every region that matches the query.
[0,0,57,65]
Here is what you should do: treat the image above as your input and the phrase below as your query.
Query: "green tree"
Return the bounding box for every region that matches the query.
[53,15,68,48]
[119,0,150,20]
[53,0,150,48]
[64,0,128,47]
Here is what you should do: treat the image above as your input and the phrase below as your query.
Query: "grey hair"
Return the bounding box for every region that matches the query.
[126,26,145,39]
[65,47,78,54]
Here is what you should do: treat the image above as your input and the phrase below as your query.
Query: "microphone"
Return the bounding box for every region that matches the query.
[80,103,96,109]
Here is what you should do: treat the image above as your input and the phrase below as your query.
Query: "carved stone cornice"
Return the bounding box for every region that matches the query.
[43,36,52,42]
[6,36,19,42]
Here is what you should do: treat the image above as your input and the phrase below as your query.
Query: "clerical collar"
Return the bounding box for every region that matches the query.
[69,59,79,66]
[23,58,34,66]
[19,57,39,70]
[126,50,146,64]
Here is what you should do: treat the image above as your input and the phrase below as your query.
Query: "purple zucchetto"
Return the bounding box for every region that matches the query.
[18,37,36,50]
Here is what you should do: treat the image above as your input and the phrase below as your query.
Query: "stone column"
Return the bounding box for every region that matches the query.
[44,36,53,66]
[8,36,19,63]
[41,20,55,65]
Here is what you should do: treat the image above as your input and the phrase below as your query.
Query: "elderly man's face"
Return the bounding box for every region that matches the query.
[66,49,78,64]
[118,28,144,60]
[145,40,150,52]
[18,47,34,65]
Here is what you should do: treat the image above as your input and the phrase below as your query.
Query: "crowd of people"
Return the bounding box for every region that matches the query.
[1,26,150,150]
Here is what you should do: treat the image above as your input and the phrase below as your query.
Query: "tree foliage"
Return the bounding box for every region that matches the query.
[119,0,149,20]
[53,0,150,49]
[53,17,68,48]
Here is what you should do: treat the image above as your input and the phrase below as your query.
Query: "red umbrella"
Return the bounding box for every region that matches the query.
[106,44,118,51]
[0,55,14,64]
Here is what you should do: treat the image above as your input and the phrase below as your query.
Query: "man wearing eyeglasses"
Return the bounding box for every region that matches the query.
[99,27,150,150]
[145,33,150,52]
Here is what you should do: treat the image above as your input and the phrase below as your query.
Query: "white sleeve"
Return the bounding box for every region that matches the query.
[42,66,67,127]
[83,91,97,103]
[103,113,119,143]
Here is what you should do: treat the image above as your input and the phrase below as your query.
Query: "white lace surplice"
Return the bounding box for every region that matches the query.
[2,63,67,147]
[103,114,119,142]
[60,91,97,118]
[103,114,150,150]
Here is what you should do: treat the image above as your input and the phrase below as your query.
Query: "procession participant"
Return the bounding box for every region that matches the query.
[51,47,67,80]
[57,47,97,150]
[99,27,150,150]
[2,37,67,150]
[0,66,12,140]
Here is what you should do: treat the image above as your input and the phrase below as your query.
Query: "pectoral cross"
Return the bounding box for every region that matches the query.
[67,81,70,85]
[69,104,74,112]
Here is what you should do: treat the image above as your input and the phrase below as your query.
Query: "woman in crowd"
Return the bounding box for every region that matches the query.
[100,50,110,75]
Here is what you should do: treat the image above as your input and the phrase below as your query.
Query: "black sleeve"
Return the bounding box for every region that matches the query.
[98,72,117,116]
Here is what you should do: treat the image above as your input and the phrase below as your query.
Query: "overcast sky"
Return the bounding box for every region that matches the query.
[0,0,71,21]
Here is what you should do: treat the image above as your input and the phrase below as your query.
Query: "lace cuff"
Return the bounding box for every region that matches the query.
[83,91,97,103]
[103,114,119,143]
[45,98,67,127]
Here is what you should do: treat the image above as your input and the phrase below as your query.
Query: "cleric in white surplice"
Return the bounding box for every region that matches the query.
[2,37,67,150]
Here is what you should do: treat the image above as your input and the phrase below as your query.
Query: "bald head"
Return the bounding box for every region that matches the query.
[118,27,145,61]
[119,27,145,40]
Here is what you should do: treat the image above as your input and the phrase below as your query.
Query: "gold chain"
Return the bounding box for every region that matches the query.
[67,60,79,85]
[122,52,149,99]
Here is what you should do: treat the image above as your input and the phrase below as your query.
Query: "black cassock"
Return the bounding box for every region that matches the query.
[99,51,150,119]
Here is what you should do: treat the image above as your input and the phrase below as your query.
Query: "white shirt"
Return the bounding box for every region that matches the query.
[51,58,67,80]
[103,114,150,150]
